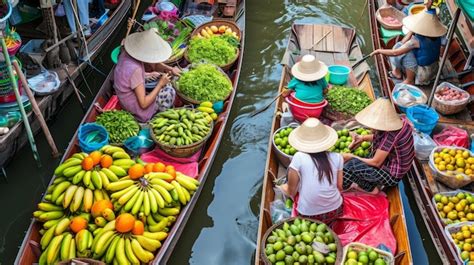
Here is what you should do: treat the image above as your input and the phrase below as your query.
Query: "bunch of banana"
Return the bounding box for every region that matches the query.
[107,171,200,216]
[33,202,66,223]
[197,101,218,121]
[38,232,77,265]
[145,212,177,233]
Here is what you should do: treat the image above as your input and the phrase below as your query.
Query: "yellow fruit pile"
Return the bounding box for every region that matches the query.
[448,223,474,262]
[432,148,474,179]
[434,192,474,224]
[197,24,239,40]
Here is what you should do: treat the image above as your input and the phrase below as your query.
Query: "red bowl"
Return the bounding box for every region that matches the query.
[285,94,327,122]
[288,92,326,107]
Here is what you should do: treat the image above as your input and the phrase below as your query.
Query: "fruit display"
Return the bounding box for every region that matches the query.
[150,108,213,146]
[177,63,233,102]
[435,86,469,102]
[263,218,340,264]
[197,101,218,121]
[187,35,238,66]
[447,222,474,263]
[342,243,390,265]
[96,110,140,144]
[433,191,474,224]
[430,147,474,189]
[273,126,296,156]
[326,86,372,116]
[329,128,372,157]
[195,24,240,41]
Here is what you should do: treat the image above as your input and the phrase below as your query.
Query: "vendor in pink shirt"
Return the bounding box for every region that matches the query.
[114,29,180,122]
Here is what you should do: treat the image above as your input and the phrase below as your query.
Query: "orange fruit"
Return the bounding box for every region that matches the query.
[144,163,154,174]
[131,220,145,235]
[115,213,136,233]
[82,157,94,171]
[91,200,113,218]
[166,165,176,179]
[128,164,145,180]
[153,162,166,172]
[69,216,88,233]
[89,151,102,165]
[100,154,113,168]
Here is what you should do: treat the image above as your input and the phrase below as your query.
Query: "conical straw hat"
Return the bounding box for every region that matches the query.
[288,118,338,153]
[291,54,328,82]
[355,98,403,131]
[403,9,447,37]
[124,28,172,64]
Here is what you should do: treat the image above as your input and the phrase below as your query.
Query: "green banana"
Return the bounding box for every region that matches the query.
[83,171,92,187]
[146,190,156,214]
[112,151,131,160]
[72,170,86,185]
[51,181,72,202]
[146,215,158,226]
[105,235,120,264]
[115,237,130,265]
[176,175,198,191]
[55,193,65,206]
[46,234,64,264]
[158,207,180,216]
[143,231,168,241]
[54,217,71,236]
[153,184,173,203]
[68,237,76,259]
[99,170,110,189]
[75,229,91,252]
[60,233,72,261]
[101,168,119,182]
[171,180,187,205]
[40,225,56,250]
[93,230,116,257]
[148,218,168,232]
[112,184,138,200]
[109,165,128,177]
[108,179,135,192]
[125,238,140,265]
[93,189,104,201]
[38,202,63,212]
[54,159,82,176]
[63,165,83,178]
[131,191,145,215]
[39,211,64,222]
[149,188,164,211]
[124,189,141,211]
[43,219,61,230]
[91,170,103,189]
[149,178,175,191]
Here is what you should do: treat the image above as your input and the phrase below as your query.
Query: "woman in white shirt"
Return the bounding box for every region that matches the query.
[279,118,343,224]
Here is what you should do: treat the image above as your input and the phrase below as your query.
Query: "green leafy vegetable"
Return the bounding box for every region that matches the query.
[326,86,372,115]
[96,110,140,144]
[187,35,237,66]
[177,64,233,102]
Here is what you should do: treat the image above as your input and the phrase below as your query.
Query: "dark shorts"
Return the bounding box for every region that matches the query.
[343,158,400,192]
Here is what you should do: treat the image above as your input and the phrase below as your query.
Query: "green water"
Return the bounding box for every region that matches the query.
[0,0,441,264]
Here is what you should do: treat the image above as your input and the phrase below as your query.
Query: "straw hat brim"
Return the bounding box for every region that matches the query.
[291,62,328,82]
[402,11,447,37]
[355,99,403,131]
[288,124,338,153]
[124,30,172,64]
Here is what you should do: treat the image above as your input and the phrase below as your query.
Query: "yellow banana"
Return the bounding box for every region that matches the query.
[83,171,92,186]
[83,188,93,212]
[53,177,67,184]
[93,231,116,257]
[93,189,104,201]
[112,151,131,160]
[149,178,175,191]
[115,237,130,265]
[46,234,64,264]
[93,228,103,237]
[44,194,52,201]
[109,165,128,177]
[176,175,198,191]
[33,210,44,218]
[149,188,165,210]
[43,219,61,230]
[146,215,158,226]
[171,180,186,205]
[75,229,90,252]
[134,235,161,252]
[39,211,64,222]
[38,202,63,212]
[68,237,76,259]
[70,186,85,212]
[200,101,213,108]
[143,231,168,241]
[62,185,78,208]
[102,208,116,221]
[55,193,65,206]
[72,170,86,185]
[182,187,191,203]
[119,186,140,206]
[51,181,72,202]
[91,171,103,190]
[147,172,174,182]
[108,179,135,192]
[98,170,110,189]
[101,168,119,182]
[113,158,136,167]
[105,235,120,264]
[125,238,140,265]
[197,106,215,113]
[111,184,137,199]
[131,238,154,263]
[40,225,56,250]
[152,184,173,203]
[54,159,82,176]
[101,189,110,201]
[142,190,151,216]
[71,153,86,160]
[63,165,83,178]
[124,189,141,212]
[131,191,145,215]
[147,190,158,214]
[177,172,200,185]
[103,145,125,155]
[102,220,116,232]
[54,217,71,236]
[60,233,72,261]
[158,207,180,216]
[148,218,168,232]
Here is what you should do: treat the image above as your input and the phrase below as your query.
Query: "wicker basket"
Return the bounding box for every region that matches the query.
[376,6,406,30]
[341,242,395,265]
[428,146,474,189]
[260,217,343,265]
[271,123,299,168]
[432,82,470,115]
[184,45,239,71]
[445,222,474,264]
[322,104,354,121]
[174,63,232,105]
[149,115,213,158]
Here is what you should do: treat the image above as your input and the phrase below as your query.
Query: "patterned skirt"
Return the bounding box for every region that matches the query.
[298,204,343,225]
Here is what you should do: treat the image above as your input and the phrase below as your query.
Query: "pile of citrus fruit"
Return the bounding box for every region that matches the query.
[432,147,474,179]
[448,223,474,263]
[274,126,297,156]
[433,191,474,224]
[343,246,387,265]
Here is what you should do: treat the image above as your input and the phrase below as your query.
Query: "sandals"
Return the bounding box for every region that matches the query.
[388,71,403,81]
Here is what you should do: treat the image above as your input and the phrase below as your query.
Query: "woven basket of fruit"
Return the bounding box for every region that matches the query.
[191,19,241,40]
[149,108,214,157]
[433,82,470,115]
[445,222,474,264]
[429,146,474,189]
[261,217,343,265]
[342,242,394,265]
[432,191,474,225]
[272,124,298,167]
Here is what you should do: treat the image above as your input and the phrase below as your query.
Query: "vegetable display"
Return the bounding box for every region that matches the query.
[150,108,213,146]
[433,191,474,224]
[326,86,372,116]
[329,128,372,157]
[274,127,297,156]
[33,145,200,264]
[187,35,238,66]
[177,63,232,102]
[96,110,140,144]
[263,218,339,264]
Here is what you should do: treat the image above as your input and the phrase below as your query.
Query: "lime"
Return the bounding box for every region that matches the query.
[347,250,358,260]
[368,251,378,261]
[374,258,386,265]
[342,129,349,136]
[358,254,369,264]
[275,138,282,145]
[361,141,371,149]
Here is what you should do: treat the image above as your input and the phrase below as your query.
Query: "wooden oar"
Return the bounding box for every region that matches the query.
[13,60,60,158]
[352,54,370,69]
[249,91,285,117]
[126,0,141,37]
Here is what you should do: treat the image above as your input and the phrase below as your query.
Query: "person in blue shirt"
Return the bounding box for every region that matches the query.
[283,54,328,104]
[370,8,447,85]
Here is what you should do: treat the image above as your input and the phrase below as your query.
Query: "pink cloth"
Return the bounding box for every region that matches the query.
[114,51,157,122]
[140,147,200,178]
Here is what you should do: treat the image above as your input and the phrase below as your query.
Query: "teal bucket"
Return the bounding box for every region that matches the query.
[111,46,121,64]
[328,65,351,85]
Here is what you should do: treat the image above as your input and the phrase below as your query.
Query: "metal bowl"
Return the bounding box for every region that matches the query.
[271,123,299,168]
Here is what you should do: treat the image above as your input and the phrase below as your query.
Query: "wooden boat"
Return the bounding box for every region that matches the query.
[368,0,474,263]
[14,0,245,264]
[0,0,132,168]
[255,23,413,265]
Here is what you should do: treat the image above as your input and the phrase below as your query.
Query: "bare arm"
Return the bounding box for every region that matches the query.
[134,73,170,109]
[279,168,300,198]
[344,149,389,168]
[337,170,343,191]
[371,39,418,57]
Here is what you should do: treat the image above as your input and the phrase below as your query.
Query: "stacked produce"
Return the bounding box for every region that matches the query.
[435,86,469,102]
[326,86,372,116]
[343,246,388,265]
[197,101,218,121]
[431,147,474,183]
[195,24,240,40]
[433,191,474,224]
[447,223,474,263]
[273,127,296,156]
[329,128,372,157]
[177,63,233,102]
[187,35,238,66]
[150,108,213,146]
[263,218,339,264]
[96,110,140,144]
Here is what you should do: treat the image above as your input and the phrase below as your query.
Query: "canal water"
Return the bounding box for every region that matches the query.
[0,0,442,264]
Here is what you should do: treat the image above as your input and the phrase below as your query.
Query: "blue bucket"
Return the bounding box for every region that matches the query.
[406,105,439,135]
[328,65,351,85]
[78,123,109,153]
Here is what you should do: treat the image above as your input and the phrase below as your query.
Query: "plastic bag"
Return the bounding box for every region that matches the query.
[413,131,437,160]
[270,187,291,223]
[433,126,469,148]
[124,128,155,155]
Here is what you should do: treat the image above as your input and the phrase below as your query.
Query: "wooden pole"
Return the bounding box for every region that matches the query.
[13,60,60,158]
[126,0,141,37]
[428,8,461,106]
[63,65,87,112]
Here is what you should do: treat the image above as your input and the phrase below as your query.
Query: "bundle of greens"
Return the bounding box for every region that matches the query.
[326,86,372,115]
[187,35,237,66]
[96,110,140,144]
[143,19,192,58]
[177,64,232,102]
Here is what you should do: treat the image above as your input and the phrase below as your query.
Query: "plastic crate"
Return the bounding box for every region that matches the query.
[341,242,394,265]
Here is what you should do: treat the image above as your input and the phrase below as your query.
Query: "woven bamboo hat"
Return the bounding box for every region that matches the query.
[288,118,338,153]
[355,98,403,131]
[124,28,172,63]
[291,54,328,82]
[402,9,447,37]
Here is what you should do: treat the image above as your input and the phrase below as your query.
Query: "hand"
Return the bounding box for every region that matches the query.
[282,89,292,97]
[348,132,363,149]
[370,49,380,57]
[170,66,181,76]
[145,72,161,81]
[158,73,171,87]
[342,153,354,162]
[127,18,134,30]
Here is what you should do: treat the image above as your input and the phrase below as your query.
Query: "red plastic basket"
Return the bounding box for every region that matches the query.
[285,92,327,122]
